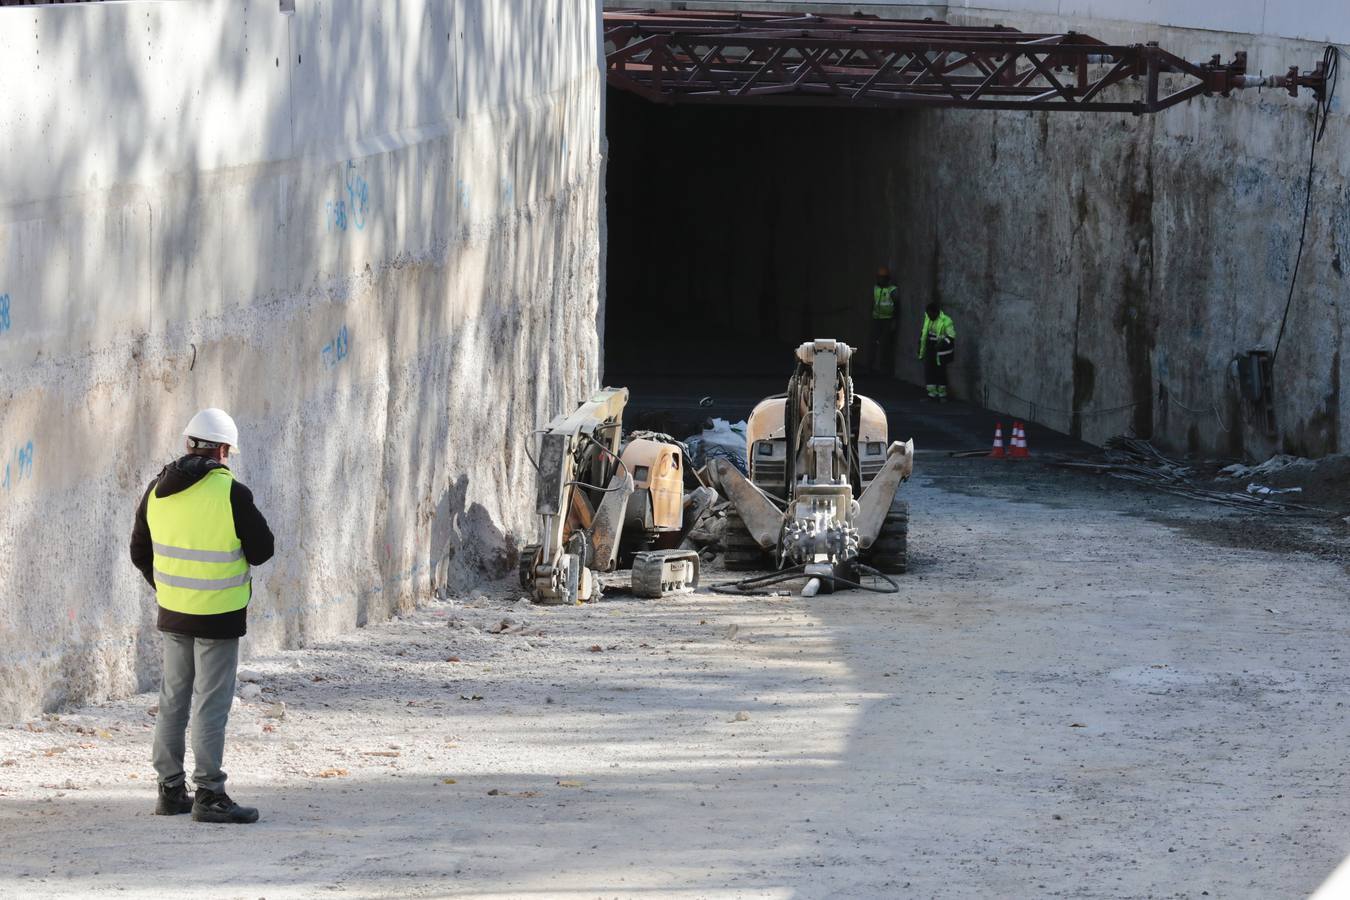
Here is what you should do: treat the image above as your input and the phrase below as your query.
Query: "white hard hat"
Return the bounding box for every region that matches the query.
[183,408,240,454]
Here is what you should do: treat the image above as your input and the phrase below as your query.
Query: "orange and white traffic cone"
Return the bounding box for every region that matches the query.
[1010,422,1030,459]
[1018,422,1032,458]
[988,422,1006,459]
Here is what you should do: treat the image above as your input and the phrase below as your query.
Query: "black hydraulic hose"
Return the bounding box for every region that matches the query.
[709,564,808,594]
[565,433,632,493]
[710,562,901,595]
[829,564,902,595]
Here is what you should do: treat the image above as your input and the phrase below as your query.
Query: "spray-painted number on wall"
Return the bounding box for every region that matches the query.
[322,325,350,369]
[0,293,11,333]
[326,162,371,233]
[2,441,35,490]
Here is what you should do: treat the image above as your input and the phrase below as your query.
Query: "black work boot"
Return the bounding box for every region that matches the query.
[154,782,194,816]
[191,788,260,824]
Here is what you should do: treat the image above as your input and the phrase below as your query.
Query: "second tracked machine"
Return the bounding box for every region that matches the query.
[713,339,914,595]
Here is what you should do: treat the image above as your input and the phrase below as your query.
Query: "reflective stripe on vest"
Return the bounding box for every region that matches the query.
[153,568,252,591]
[920,312,956,358]
[873,285,897,319]
[152,542,244,564]
[145,468,251,616]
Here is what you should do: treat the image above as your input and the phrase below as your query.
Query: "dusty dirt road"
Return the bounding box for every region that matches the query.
[2,456,1349,899]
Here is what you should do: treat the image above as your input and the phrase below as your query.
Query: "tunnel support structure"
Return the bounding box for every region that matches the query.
[604,9,1327,114]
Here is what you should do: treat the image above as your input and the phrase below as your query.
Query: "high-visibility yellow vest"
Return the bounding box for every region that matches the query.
[145,468,251,615]
[873,285,897,319]
[919,311,956,358]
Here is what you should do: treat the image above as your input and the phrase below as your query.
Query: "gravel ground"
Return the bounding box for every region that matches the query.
[1,459,1349,899]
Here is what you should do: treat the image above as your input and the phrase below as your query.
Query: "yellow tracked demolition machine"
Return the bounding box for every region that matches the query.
[520,387,711,604]
[713,339,914,595]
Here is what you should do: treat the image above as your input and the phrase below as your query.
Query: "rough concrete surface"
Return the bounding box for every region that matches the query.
[1,460,1347,899]
[0,0,604,718]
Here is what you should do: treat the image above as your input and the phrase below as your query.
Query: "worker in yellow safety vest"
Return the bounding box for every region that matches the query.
[870,266,899,374]
[918,301,956,402]
[130,408,274,824]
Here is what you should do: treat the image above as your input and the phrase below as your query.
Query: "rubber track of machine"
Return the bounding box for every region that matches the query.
[631,549,700,599]
[518,544,541,590]
[723,509,769,571]
[867,497,909,575]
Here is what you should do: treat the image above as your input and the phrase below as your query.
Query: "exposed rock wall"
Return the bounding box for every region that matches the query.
[883,21,1347,458]
[0,0,605,718]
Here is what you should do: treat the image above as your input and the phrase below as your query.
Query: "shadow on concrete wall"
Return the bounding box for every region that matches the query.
[0,0,603,716]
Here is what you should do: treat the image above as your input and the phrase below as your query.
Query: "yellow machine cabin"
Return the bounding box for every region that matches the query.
[620,438,686,537]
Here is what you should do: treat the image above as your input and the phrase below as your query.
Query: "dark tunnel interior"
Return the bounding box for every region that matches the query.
[603,88,920,388]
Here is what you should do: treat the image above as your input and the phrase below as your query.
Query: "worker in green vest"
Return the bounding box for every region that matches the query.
[870,266,898,374]
[130,408,274,824]
[918,301,956,402]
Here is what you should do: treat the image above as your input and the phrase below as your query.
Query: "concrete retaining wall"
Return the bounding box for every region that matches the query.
[888,10,1347,457]
[0,0,605,718]
[611,1,1347,458]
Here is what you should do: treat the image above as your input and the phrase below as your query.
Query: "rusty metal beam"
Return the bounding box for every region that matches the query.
[604,8,1328,114]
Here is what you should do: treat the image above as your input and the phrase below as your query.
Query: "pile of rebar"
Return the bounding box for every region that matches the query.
[1052,436,1330,516]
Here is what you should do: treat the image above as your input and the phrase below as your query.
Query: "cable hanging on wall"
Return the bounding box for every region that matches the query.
[1272,45,1340,365]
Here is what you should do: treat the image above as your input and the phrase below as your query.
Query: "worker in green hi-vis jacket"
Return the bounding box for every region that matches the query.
[918,301,956,402]
[870,265,898,375]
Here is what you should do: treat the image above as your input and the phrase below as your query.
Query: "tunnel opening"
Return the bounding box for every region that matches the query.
[603,87,925,433]
[604,88,909,378]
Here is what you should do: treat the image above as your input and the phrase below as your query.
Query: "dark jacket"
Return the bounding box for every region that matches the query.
[130,455,275,639]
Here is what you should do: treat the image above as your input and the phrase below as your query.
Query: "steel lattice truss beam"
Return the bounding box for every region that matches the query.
[604,8,1328,113]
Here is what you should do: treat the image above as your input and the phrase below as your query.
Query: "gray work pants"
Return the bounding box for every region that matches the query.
[152,633,239,793]
[870,317,897,375]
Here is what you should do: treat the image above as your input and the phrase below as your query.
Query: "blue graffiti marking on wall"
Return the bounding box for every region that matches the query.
[326,162,371,233]
[321,325,350,369]
[345,162,370,230]
[456,178,471,210]
[2,440,35,491]
[501,177,514,209]
[325,199,347,232]
[0,293,11,334]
